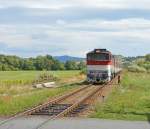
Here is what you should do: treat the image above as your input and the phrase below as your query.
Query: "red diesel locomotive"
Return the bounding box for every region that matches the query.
[86,49,121,83]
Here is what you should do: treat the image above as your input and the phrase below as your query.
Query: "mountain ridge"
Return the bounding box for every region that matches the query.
[54,55,85,62]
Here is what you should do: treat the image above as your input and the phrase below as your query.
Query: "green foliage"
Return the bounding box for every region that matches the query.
[23,59,36,70]
[126,54,150,73]
[140,63,150,70]
[65,61,78,70]
[65,61,86,70]
[0,54,85,71]
[80,68,87,75]
[127,65,147,73]
[78,61,86,70]
[51,60,65,70]
[145,54,150,62]
[37,73,59,83]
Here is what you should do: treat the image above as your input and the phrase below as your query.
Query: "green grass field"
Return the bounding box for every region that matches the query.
[91,71,150,121]
[0,71,82,94]
[0,70,80,82]
[0,70,83,116]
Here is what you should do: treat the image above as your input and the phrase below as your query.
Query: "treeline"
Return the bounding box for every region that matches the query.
[0,55,86,71]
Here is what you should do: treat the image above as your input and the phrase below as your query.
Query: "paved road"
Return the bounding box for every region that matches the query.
[0,117,149,129]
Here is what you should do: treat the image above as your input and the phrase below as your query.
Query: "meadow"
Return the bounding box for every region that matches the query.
[0,71,81,84]
[91,71,150,121]
[0,70,84,116]
[0,71,82,95]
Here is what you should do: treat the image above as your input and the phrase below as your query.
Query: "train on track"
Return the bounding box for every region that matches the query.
[86,49,122,83]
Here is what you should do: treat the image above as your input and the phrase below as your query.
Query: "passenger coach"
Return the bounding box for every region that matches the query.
[86,49,121,83]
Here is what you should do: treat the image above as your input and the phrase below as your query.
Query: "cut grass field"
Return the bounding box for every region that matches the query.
[91,71,150,121]
[0,70,84,116]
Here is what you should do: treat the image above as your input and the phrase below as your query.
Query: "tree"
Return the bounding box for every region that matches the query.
[77,61,86,70]
[23,59,35,70]
[0,63,3,71]
[51,60,65,70]
[0,54,82,71]
[65,61,78,70]
[35,56,49,70]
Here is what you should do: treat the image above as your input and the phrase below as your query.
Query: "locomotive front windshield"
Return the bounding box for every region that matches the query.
[87,53,110,61]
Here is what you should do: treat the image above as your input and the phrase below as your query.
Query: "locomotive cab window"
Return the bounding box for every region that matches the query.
[87,53,110,61]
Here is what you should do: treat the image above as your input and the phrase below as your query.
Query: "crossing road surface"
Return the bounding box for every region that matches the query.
[0,117,149,129]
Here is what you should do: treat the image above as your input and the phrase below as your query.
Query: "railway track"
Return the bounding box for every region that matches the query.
[0,74,120,129]
[32,85,104,129]
[0,85,89,125]
[31,86,94,117]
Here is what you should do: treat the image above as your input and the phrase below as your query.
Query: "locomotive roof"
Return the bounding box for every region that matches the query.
[87,49,111,54]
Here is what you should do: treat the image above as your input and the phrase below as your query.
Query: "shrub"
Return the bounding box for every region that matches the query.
[128,65,146,73]
[141,63,150,71]
[145,54,150,62]
[80,68,87,75]
[36,73,59,83]
[147,69,150,73]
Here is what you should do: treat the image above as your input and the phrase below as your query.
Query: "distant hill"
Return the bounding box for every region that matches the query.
[54,55,85,62]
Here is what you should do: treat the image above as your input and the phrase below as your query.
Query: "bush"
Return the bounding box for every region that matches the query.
[147,69,150,73]
[36,73,59,83]
[145,54,150,62]
[80,68,87,75]
[127,65,147,73]
[141,63,150,71]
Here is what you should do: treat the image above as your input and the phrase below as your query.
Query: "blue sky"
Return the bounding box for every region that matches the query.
[0,0,150,57]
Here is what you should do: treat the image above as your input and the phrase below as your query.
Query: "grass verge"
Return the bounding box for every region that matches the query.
[90,71,150,121]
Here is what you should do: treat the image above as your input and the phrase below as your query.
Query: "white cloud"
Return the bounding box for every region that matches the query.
[0,17,150,57]
[0,0,150,9]
[0,1,71,9]
[56,19,66,25]
[0,0,150,56]
[64,18,150,31]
